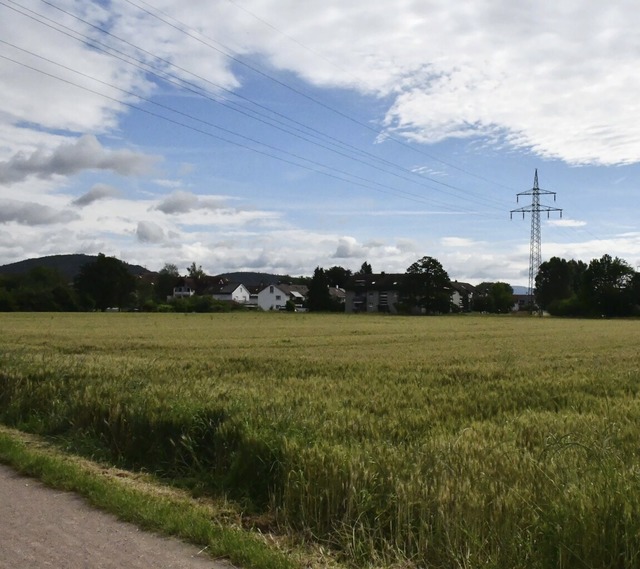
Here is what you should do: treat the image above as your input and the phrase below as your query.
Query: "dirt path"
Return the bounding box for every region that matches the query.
[0,464,229,569]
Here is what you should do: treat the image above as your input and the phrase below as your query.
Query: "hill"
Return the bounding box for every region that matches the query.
[0,254,152,280]
[216,272,309,287]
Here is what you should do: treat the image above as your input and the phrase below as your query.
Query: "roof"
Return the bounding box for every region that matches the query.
[450,281,477,294]
[208,281,246,295]
[344,273,405,290]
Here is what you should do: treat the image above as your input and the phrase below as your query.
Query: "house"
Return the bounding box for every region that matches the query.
[344,273,404,313]
[277,283,309,310]
[450,281,476,312]
[345,274,476,314]
[256,283,289,311]
[329,286,346,307]
[168,284,195,301]
[512,294,533,311]
[209,281,251,304]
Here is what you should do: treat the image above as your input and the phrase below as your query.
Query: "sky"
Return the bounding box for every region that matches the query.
[1,0,639,286]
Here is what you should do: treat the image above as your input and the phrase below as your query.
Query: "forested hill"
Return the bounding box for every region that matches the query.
[216,271,308,286]
[0,254,152,280]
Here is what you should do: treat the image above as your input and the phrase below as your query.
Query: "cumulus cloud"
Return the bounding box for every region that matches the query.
[332,236,366,259]
[73,184,122,207]
[155,190,227,214]
[136,221,166,243]
[0,135,158,185]
[0,199,80,226]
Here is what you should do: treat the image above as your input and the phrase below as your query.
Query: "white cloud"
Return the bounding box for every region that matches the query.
[0,199,80,226]
[73,184,122,207]
[548,218,587,228]
[0,136,158,185]
[136,220,166,243]
[155,190,225,214]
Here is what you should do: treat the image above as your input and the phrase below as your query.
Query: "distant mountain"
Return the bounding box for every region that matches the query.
[215,272,309,287]
[0,254,153,280]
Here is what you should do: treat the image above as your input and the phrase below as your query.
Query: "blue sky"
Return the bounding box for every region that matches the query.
[1,0,639,286]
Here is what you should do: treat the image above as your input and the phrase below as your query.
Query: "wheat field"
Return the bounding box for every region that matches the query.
[1,312,639,568]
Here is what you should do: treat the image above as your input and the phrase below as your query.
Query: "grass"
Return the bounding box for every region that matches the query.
[0,425,300,569]
[1,312,640,568]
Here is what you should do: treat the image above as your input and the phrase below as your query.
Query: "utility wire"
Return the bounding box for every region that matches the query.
[1,48,501,218]
[117,0,519,193]
[2,0,509,211]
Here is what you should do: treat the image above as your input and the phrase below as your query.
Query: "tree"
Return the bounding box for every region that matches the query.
[325,265,352,288]
[402,256,451,314]
[535,257,586,309]
[307,266,332,311]
[582,254,636,316]
[490,282,514,313]
[187,262,207,294]
[474,282,514,313]
[356,261,372,275]
[74,253,136,310]
[155,263,181,302]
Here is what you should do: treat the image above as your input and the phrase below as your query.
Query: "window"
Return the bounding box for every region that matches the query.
[276,295,281,300]
[270,286,274,294]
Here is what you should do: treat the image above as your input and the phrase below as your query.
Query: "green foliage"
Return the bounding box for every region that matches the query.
[307,267,332,312]
[536,254,638,317]
[582,254,636,317]
[535,257,586,309]
[356,261,372,275]
[325,266,352,288]
[402,255,451,314]
[0,267,79,311]
[2,313,640,568]
[154,263,182,302]
[475,281,514,313]
[74,253,136,311]
[187,262,207,294]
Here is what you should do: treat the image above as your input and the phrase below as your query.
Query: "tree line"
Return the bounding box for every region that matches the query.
[1,252,638,316]
[535,254,640,317]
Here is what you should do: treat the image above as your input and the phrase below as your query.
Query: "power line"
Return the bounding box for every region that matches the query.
[116,0,520,193]
[1,0,510,212]
[1,49,501,218]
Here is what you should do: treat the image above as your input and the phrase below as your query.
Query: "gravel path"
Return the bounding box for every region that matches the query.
[0,464,229,569]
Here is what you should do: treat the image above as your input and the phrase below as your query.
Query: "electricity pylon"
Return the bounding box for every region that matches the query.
[510,169,562,311]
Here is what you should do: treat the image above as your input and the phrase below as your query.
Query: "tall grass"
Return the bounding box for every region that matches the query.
[1,312,640,567]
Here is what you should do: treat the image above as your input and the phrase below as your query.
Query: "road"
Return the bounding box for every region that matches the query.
[0,464,228,569]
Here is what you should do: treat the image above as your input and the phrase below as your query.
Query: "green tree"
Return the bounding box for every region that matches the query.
[74,253,136,310]
[535,257,587,309]
[155,263,181,302]
[325,265,352,288]
[474,282,513,313]
[582,254,636,316]
[402,256,451,314]
[187,262,207,294]
[307,266,332,311]
[356,261,373,275]
[490,282,514,313]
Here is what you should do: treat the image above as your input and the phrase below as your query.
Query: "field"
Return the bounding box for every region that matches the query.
[1,312,640,568]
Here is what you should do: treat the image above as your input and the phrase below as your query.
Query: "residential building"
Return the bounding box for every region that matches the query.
[344,273,404,313]
[209,281,251,304]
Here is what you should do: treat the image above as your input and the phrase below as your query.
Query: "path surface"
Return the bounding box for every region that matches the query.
[0,464,227,569]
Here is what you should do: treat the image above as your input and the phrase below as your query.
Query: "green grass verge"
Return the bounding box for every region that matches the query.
[0,425,300,569]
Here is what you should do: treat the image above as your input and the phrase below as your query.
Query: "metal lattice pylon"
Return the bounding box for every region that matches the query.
[511,170,562,310]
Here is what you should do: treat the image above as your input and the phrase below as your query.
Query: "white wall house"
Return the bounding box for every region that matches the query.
[256,284,288,311]
[211,282,251,304]
[168,285,194,301]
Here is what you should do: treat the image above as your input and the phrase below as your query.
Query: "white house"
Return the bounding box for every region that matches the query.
[256,284,288,311]
[168,285,194,301]
[210,282,251,304]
